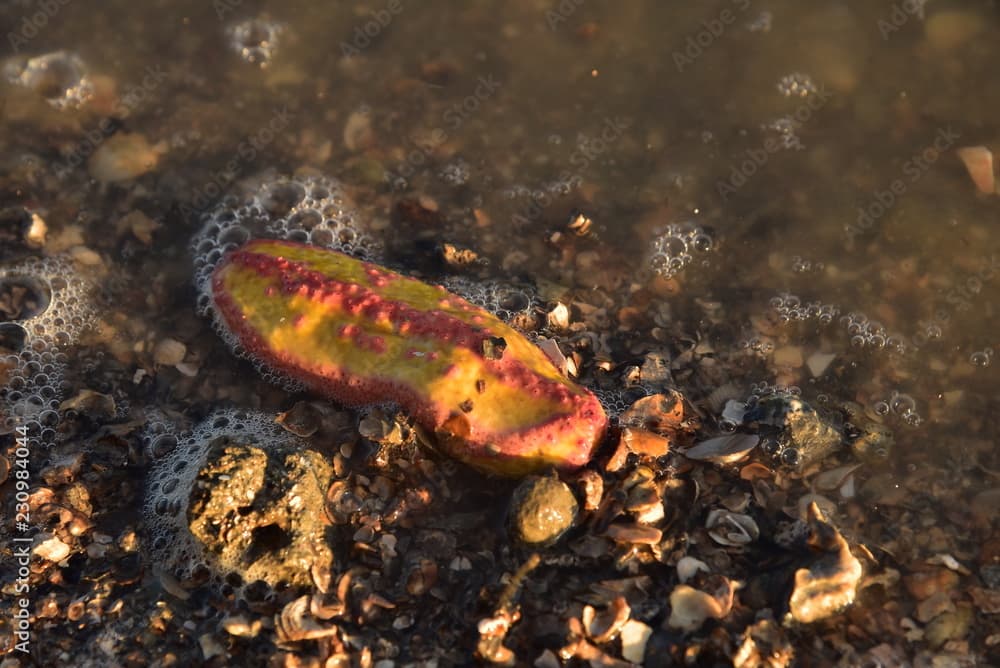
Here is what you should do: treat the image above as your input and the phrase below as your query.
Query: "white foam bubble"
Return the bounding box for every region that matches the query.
[226,17,285,68]
[191,173,382,318]
[648,222,715,279]
[441,277,540,329]
[3,50,94,110]
[0,255,96,436]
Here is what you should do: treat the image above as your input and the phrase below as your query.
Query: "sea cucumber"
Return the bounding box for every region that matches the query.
[211,239,607,476]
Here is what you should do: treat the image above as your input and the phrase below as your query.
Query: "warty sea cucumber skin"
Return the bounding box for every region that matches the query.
[211,239,607,476]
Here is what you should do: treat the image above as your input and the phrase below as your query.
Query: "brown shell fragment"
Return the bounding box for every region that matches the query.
[604,522,662,545]
[733,618,794,668]
[275,595,340,643]
[582,595,631,643]
[620,390,690,436]
[956,145,995,194]
[788,502,863,624]
[621,427,672,458]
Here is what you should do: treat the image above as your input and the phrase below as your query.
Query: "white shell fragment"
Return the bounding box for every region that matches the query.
[667,576,737,633]
[535,336,570,376]
[276,595,340,642]
[620,619,652,663]
[684,434,759,464]
[677,556,711,583]
[706,508,760,546]
[546,302,571,329]
[806,351,837,378]
[813,464,860,491]
[956,145,995,194]
[33,535,72,562]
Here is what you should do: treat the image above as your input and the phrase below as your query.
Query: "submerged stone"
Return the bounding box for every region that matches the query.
[186,437,334,589]
[508,475,578,547]
[744,394,842,468]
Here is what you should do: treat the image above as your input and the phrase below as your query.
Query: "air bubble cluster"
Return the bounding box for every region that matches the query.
[648,222,715,279]
[740,336,775,358]
[142,409,308,591]
[748,381,802,400]
[501,178,581,202]
[227,17,284,67]
[776,72,818,98]
[791,256,825,274]
[871,391,923,428]
[0,256,95,442]
[3,51,94,110]
[769,293,840,324]
[762,116,804,151]
[440,160,471,186]
[441,277,540,329]
[191,173,381,317]
[840,312,908,354]
[594,386,654,422]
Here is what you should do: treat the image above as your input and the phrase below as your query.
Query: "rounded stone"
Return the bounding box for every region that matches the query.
[508,475,578,547]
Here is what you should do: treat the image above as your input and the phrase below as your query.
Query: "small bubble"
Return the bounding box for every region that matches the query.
[780,448,801,467]
[890,393,916,415]
[970,351,992,368]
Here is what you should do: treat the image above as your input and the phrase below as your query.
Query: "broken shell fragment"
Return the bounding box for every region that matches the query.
[276,595,340,643]
[956,145,995,194]
[733,618,794,668]
[620,619,652,663]
[667,575,737,633]
[33,534,72,562]
[677,556,711,584]
[787,502,863,624]
[211,240,607,476]
[706,508,760,546]
[620,391,688,435]
[582,596,630,643]
[684,433,759,464]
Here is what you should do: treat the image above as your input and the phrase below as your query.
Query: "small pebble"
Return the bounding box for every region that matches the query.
[508,475,578,547]
[153,338,187,366]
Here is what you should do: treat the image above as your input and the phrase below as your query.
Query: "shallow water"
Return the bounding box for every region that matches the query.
[2,0,999,664]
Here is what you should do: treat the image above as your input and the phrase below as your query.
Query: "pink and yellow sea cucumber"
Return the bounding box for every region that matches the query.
[211,239,607,476]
